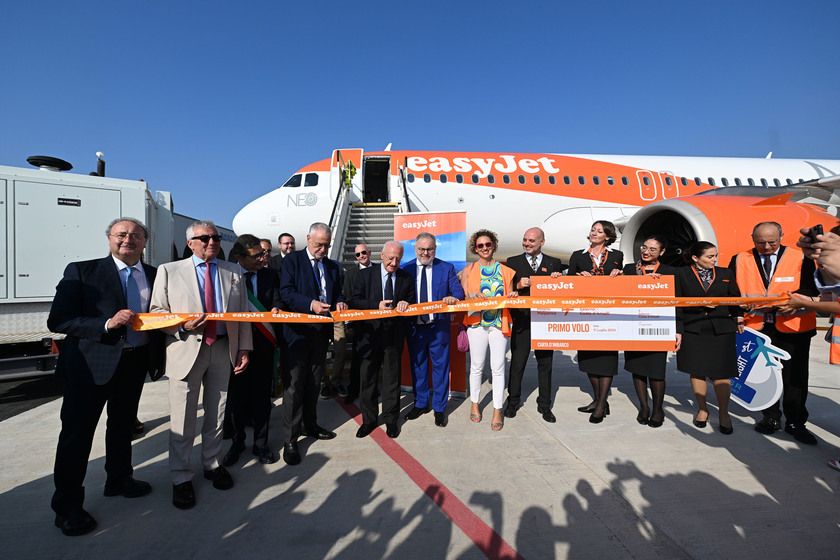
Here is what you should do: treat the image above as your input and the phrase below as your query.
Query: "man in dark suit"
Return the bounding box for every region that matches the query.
[268,232,295,272]
[224,235,282,466]
[350,241,415,439]
[279,223,347,465]
[402,233,465,427]
[48,217,164,536]
[504,227,566,422]
[342,243,373,404]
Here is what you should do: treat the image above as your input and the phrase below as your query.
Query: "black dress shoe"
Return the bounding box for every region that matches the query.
[283,442,301,465]
[405,406,431,420]
[303,426,337,440]
[222,440,246,467]
[538,407,556,423]
[504,405,520,418]
[319,384,332,400]
[579,402,610,415]
[785,423,817,445]
[253,445,277,464]
[692,413,708,429]
[755,417,781,434]
[648,412,664,428]
[172,481,196,510]
[356,423,376,438]
[386,423,399,438]
[719,424,734,435]
[434,411,448,427]
[55,508,97,536]
[203,466,234,490]
[636,409,650,425]
[104,477,152,498]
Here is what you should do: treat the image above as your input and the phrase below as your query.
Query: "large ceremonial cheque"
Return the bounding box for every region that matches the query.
[530,276,676,351]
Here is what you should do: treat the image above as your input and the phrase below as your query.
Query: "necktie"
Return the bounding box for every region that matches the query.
[763,255,773,279]
[530,255,538,272]
[245,271,255,296]
[420,265,430,323]
[204,263,217,346]
[384,272,394,305]
[313,259,325,302]
[125,267,144,347]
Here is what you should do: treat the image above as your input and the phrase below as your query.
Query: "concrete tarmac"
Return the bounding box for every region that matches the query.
[2,339,839,559]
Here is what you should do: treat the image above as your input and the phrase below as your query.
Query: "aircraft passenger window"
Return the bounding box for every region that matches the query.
[440,174,448,183]
[721,178,729,186]
[423,173,431,183]
[548,175,556,185]
[564,176,571,185]
[471,174,479,184]
[607,176,615,185]
[283,174,302,188]
[708,177,716,186]
[578,176,586,185]
[593,176,600,185]
[786,179,793,185]
[503,175,511,184]
[773,179,781,186]
[760,178,768,187]
[642,176,651,186]
[407,173,415,183]
[621,176,629,186]
[456,174,463,183]
[694,177,702,186]
[799,178,804,183]
[518,175,526,184]
[534,175,541,185]
[664,177,673,186]
[735,178,742,186]
[488,175,496,184]
[748,178,755,186]
[680,177,688,187]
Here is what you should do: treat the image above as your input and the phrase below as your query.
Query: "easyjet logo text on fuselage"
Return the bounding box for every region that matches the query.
[407,155,560,177]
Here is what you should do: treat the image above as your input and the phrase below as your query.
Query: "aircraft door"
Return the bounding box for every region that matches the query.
[362,156,391,203]
[636,170,656,201]
[659,172,679,198]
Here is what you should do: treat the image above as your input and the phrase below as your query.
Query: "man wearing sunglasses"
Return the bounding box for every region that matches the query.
[341,244,374,403]
[278,223,347,465]
[150,220,253,509]
[402,233,465,427]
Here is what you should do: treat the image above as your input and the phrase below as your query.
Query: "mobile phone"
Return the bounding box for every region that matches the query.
[812,224,824,237]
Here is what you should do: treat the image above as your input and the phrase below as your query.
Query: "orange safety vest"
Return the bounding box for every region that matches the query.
[828,315,840,365]
[462,262,515,336]
[734,247,816,333]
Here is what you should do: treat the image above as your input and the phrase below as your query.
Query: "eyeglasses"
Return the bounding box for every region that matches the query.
[417,247,435,253]
[245,251,269,260]
[639,245,661,253]
[753,240,780,246]
[110,232,145,242]
[191,235,222,244]
[355,250,368,257]
[476,242,493,249]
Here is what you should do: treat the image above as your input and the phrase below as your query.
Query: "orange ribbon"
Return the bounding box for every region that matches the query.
[133,295,789,331]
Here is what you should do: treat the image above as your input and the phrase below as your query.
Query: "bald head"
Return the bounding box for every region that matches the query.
[522,227,546,257]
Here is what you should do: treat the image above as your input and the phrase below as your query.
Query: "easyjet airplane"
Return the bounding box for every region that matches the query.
[232,147,840,266]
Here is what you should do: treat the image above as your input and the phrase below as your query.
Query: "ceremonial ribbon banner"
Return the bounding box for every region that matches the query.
[134,294,789,331]
[531,276,677,351]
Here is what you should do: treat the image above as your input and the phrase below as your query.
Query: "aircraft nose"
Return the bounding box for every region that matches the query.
[232,199,260,235]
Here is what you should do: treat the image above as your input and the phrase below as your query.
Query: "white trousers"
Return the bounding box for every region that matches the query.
[467,325,509,409]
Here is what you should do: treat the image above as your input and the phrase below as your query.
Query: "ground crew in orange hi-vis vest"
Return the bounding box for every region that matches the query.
[729,221,819,445]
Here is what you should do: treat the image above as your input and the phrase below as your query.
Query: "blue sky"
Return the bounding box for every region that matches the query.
[2,1,838,228]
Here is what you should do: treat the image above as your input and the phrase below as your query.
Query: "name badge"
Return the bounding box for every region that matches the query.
[773,277,794,282]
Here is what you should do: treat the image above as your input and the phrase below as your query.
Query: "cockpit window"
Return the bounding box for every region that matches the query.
[304,173,319,186]
[283,174,302,188]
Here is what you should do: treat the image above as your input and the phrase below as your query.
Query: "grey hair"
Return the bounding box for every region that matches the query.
[186,220,218,240]
[382,240,404,254]
[752,221,783,237]
[308,222,331,237]
[416,232,436,244]
[106,217,149,240]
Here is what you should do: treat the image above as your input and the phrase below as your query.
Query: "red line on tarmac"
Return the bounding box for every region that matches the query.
[337,398,524,560]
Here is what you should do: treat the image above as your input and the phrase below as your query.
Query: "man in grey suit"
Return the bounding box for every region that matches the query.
[150,220,252,509]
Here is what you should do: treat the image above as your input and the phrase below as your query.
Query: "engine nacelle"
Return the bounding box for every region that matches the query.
[619,193,838,267]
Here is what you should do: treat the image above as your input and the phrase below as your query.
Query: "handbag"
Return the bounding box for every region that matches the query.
[457,324,470,352]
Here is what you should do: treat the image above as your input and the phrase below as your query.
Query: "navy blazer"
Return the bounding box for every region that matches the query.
[279,249,345,345]
[401,257,465,328]
[48,256,165,385]
[349,264,416,357]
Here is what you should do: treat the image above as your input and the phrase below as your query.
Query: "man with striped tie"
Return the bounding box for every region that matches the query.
[48,218,165,535]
